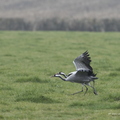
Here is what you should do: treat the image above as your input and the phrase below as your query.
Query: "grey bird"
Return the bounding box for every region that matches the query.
[52,51,98,95]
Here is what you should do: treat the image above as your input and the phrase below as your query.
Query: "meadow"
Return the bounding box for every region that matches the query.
[0,31,120,120]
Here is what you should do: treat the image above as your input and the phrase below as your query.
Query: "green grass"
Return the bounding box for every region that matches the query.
[0,31,120,120]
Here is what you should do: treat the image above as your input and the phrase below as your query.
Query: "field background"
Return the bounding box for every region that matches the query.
[0,31,120,120]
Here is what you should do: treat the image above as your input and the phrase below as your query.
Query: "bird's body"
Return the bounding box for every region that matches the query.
[52,51,98,95]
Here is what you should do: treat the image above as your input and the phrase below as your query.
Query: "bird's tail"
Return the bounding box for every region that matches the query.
[91,76,98,80]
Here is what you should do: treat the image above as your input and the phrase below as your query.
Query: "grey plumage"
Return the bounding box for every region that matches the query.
[52,51,98,95]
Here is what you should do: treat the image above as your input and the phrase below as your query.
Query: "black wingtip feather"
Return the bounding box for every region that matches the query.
[73,50,94,71]
[82,51,92,70]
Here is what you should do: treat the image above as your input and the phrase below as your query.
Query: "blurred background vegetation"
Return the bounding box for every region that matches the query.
[0,0,120,31]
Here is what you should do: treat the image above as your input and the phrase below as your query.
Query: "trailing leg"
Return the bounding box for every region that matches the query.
[93,80,95,87]
[71,84,84,95]
[87,83,97,95]
[84,84,88,95]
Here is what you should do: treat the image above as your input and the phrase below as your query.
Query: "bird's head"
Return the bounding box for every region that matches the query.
[58,72,64,75]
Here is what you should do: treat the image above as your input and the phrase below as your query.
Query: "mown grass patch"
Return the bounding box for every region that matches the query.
[15,84,59,103]
[69,100,120,110]
[16,76,49,83]
[16,94,58,103]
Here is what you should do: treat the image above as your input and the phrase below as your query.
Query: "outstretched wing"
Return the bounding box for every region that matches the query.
[73,51,93,71]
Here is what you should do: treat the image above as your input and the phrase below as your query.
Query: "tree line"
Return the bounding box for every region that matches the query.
[0,18,120,31]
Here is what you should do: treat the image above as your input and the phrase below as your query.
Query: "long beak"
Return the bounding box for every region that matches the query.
[51,74,55,77]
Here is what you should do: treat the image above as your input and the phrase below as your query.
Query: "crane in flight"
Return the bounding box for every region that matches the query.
[52,51,98,95]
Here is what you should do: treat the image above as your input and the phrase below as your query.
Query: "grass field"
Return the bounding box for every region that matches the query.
[0,31,120,120]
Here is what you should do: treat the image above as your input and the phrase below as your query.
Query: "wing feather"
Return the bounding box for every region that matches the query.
[73,51,93,71]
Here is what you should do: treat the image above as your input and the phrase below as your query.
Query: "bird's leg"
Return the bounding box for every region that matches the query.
[83,85,88,95]
[93,80,95,87]
[87,83,98,95]
[71,85,84,95]
[58,72,67,78]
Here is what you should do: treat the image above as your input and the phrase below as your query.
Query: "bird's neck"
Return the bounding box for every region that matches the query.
[56,75,66,81]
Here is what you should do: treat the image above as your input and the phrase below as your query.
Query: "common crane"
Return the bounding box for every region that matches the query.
[52,51,98,95]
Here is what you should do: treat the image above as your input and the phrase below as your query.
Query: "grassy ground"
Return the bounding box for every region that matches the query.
[0,31,120,120]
